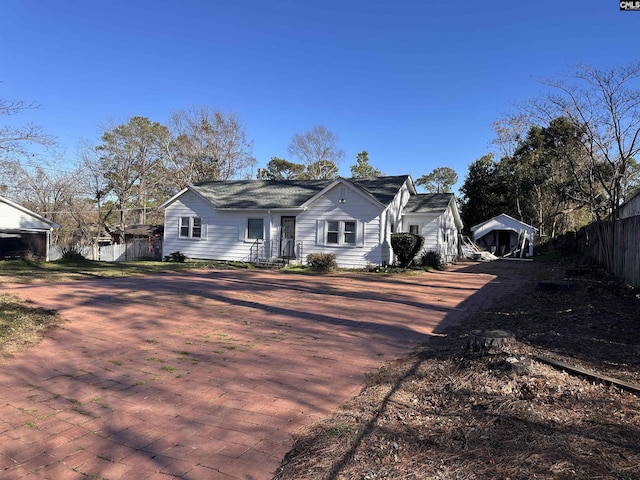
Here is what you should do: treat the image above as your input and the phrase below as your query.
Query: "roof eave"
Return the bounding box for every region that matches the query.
[217,207,307,213]
[157,187,189,209]
[158,186,218,210]
[0,196,60,229]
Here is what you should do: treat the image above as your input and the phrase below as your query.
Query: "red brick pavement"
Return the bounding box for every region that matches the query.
[0,260,536,479]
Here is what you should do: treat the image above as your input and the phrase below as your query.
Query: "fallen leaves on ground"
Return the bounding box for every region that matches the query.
[273,260,640,480]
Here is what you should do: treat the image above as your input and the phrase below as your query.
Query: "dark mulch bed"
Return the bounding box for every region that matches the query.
[273,259,640,480]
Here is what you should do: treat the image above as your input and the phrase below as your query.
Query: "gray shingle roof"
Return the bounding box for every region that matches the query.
[403,193,454,214]
[191,179,328,209]
[350,176,411,206]
[190,175,411,209]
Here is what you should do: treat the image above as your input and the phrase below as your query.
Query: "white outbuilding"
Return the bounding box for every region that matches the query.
[471,213,537,258]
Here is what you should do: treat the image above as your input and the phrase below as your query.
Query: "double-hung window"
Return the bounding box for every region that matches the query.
[343,221,356,244]
[179,216,203,239]
[326,220,357,246]
[327,221,339,244]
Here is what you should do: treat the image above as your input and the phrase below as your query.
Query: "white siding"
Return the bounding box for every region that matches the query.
[402,213,441,257]
[438,205,461,261]
[401,202,461,263]
[163,194,274,262]
[297,184,384,268]
[0,202,53,231]
[382,179,414,264]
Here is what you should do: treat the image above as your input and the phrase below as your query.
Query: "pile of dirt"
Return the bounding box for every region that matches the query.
[273,260,640,480]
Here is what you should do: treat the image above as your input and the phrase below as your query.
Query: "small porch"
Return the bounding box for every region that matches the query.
[248,239,304,268]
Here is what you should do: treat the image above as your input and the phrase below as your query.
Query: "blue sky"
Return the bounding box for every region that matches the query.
[1,0,638,193]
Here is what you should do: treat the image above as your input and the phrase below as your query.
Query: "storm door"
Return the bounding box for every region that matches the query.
[280,216,296,258]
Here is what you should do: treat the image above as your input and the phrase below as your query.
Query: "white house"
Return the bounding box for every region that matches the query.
[160,175,463,268]
[0,196,60,261]
[471,213,537,258]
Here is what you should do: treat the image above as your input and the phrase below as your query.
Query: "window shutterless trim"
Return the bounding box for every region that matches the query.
[179,216,204,239]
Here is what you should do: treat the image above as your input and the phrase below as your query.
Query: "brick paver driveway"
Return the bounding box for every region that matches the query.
[0,261,535,479]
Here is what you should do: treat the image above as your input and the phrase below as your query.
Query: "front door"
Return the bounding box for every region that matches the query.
[280,216,296,258]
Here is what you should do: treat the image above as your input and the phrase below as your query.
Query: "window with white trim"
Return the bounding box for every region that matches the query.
[409,224,420,235]
[327,221,339,244]
[179,216,203,238]
[326,220,357,245]
[344,221,356,244]
[247,218,264,240]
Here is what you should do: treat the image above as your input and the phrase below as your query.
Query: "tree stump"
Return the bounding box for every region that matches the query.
[468,329,515,354]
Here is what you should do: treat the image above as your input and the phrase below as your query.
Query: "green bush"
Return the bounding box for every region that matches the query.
[419,250,447,270]
[391,233,424,268]
[307,253,337,272]
[164,251,186,263]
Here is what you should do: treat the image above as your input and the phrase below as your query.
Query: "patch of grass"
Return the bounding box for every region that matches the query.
[25,421,42,430]
[0,258,229,283]
[282,264,310,272]
[0,294,61,359]
[160,365,176,373]
[225,261,254,269]
[70,401,93,417]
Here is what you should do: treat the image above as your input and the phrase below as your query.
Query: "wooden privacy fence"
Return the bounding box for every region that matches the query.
[577,216,640,288]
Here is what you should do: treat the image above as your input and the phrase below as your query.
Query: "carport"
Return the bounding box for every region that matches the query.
[471,213,537,258]
[0,196,59,260]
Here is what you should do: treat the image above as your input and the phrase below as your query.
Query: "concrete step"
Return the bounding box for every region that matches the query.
[255,258,288,269]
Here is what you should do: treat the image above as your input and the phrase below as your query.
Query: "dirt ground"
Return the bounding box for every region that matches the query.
[273,258,640,480]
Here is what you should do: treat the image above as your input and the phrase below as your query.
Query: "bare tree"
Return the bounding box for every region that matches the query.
[0,157,86,245]
[531,63,640,218]
[78,139,118,246]
[168,107,255,189]
[287,125,344,179]
[491,113,531,159]
[0,95,55,159]
[527,62,640,267]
